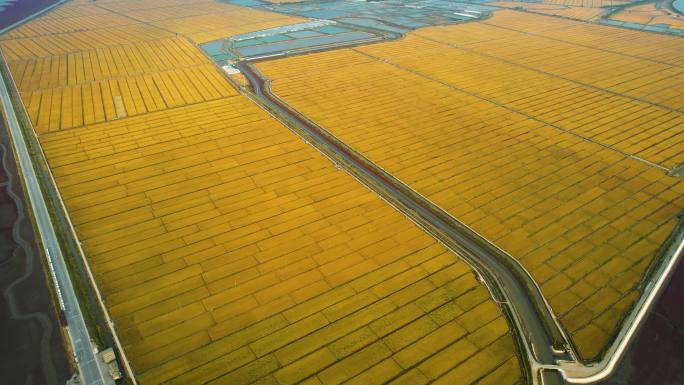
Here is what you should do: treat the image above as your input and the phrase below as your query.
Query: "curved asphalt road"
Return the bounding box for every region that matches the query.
[238,58,684,385]
[240,62,570,385]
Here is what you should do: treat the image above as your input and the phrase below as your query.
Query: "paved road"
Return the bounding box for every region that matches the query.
[0,59,108,385]
[0,119,71,385]
[240,61,684,385]
[240,62,569,385]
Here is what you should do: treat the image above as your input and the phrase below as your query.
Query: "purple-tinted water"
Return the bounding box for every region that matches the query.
[1,1,682,384]
[0,0,60,31]
[0,120,72,385]
[600,259,684,385]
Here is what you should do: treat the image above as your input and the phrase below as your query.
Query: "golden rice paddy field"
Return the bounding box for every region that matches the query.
[412,11,684,163]
[0,0,302,133]
[430,11,684,114]
[44,96,522,385]
[257,10,684,359]
[265,0,315,3]
[1,1,523,384]
[0,5,136,40]
[476,10,684,66]
[610,2,684,30]
[95,0,304,43]
[7,36,236,132]
[0,23,170,60]
[490,2,605,21]
[542,0,630,7]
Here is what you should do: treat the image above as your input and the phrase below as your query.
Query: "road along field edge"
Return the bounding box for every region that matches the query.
[0,48,137,385]
[233,55,684,384]
[237,61,575,385]
[560,215,684,383]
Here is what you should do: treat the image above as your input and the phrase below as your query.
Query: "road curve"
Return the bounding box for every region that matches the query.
[0,53,108,385]
[239,62,571,385]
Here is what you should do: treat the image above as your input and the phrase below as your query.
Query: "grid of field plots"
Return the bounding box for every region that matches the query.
[1,1,522,384]
[542,0,631,6]
[96,0,305,43]
[610,2,684,30]
[7,35,236,132]
[257,10,684,360]
[0,0,306,134]
[490,2,605,21]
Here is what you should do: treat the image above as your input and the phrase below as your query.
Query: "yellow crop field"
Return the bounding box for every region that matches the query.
[490,2,605,21]
[610,2,684,29]
[407,12,684,166]
[97,0,304,43]
[41,3,112,18]
[487,10,684,66]
[101,1,231,23]
[40,94,521,385]
[472,11,684,112]
[8,34,236,132]
[0,12,136,40]
[257,11,684,359]
[542,0,630,6]
[19,63,235,132]
[0,0,304,134]
[1,1,523,384]
[91,0,222,13]
[264,0,313,4]
[9,37,211,89]
[5,0,680,379]
[0,2,241,133]
[151,13,305,43]
[0,24,171,61]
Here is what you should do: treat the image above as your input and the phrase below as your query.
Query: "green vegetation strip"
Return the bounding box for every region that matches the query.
[0,52,111,354]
